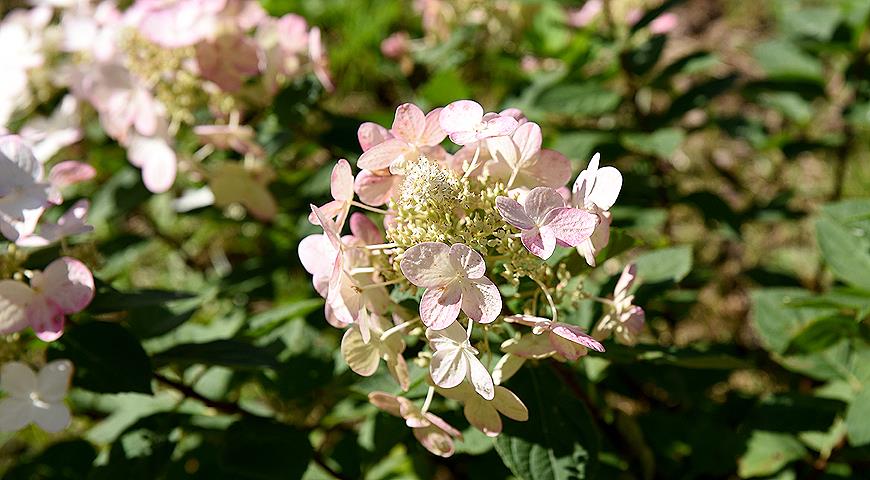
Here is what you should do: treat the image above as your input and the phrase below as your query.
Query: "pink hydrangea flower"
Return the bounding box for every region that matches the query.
[308,159,353,227]
[194,124,264,157]
[126,135,177,193]
[0,136,51,241]
[19,95,82,163]
[593,264,645,345]
[400,242,501,329]
[353,122,403,206]
[0,257,95,342]
[381,31,410,59]
[357,103,446,173]
[341,314,409,391]
[48,161,97,205]
[484,122,572,188]
[17,200,93,247]
[368,391,463,457]
[426,321,495,400]
[439,100,519,146]
[505,315,604,360]
[131,0,226,48]
[566,0,603,28]
[0,360,73,433]
[195,33,261,92]
[436,381,528,437]
[496,187,598,260]
[571,153,622,266]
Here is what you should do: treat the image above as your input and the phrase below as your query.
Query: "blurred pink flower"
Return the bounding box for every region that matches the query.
[195,33,261,92]
[131,0,226,48]
[17,200,93,247]
[126,135,177,193]
[400,242,501,329]
[381,31,411,59]
[0,257,94,342]
[593,264,645,345]
[48,161,97,205]
[566,0,602,28]
[0,360,73,433]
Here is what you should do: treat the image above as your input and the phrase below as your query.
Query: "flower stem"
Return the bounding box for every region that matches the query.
[363,242,398,251]
[462,144,482,179]
[350,201,389,215]
[380,318,419,341]
[420,386,436,414]
[532,277,558,323]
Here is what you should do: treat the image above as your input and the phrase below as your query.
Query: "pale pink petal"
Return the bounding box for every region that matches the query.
[572,169,594,207]
[501,333,557,359]
[430,347,467,388]
[357,122,392,152]
[357,138,412,170]
[353,170,401,206]
[27,298,65,342]
[461,278,501,324]
[331,159,354,201]
[511,122,542,165]
[465,352,495,400]
[615,263,638,296]
[49,161,96,188]
[479,115,519,139]
[492,353,524,385]
[400,242,454,287]
[495,196,534,230]
[391,103,426,143]
[447,130,481,146]
[128,136,176,193]
[0,280,33,335]
[578,212,611,266]
[464,400,501,437]
[413,425,456,457]
[34,257,94,314]
[32,402,71,433]
[448,243,485,278]
[550,323,605,352]
[486,136,519,169]
[650,13,678,34]
[341,325,379,376]
[589,166,622,211]
[439,100,484,135]
[0,397,34,432]
[524,187,565,223]
[37,360,72,402]
[549,333,590,361]
[492,386,528,421]
[545,207,598,246]
[307,200,344,225]
[420,284,462,330]
[425,412,463,438]
[368,391,402,417]
[349,212,383,245]
[526,150,572,188]
[419,108,447,146]
[504,315,551,328]
[298,234,338,280]
[499,108,527,124]
[521,227,556,259]
[309,204,342,249]
[0,362,37,397]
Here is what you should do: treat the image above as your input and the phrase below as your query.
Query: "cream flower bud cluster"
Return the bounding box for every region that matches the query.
[299,100,645,457]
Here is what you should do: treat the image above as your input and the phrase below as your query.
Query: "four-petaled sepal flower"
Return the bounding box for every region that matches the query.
[0,360,73,433]
[400,242,502,329]
[426,322,495,400]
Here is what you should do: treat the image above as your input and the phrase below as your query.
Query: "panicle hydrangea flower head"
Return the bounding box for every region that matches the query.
[300,100,640,456]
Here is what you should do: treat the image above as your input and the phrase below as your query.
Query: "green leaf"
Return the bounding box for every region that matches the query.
[151,340,278,369]
[753,40,824,83]
[845,387,870,446]
[420,69,471,107]
[495,366,599,480]
[89,283,195,313]
[751,289,835,354]
[759,92,813,124]
[737,431,806,478]
[620,128,685,158]
[47,322,152,394]
[816,216,870,292]
[537,83,621,116]
[624,35,667,75]
[221,417,312,479]
[784,316,859,355]
[634,246,693,283]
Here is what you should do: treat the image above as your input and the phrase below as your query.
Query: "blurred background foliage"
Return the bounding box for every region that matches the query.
[3,0,870,478]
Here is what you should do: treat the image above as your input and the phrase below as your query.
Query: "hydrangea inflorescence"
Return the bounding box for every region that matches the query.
[299,100,646,455]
